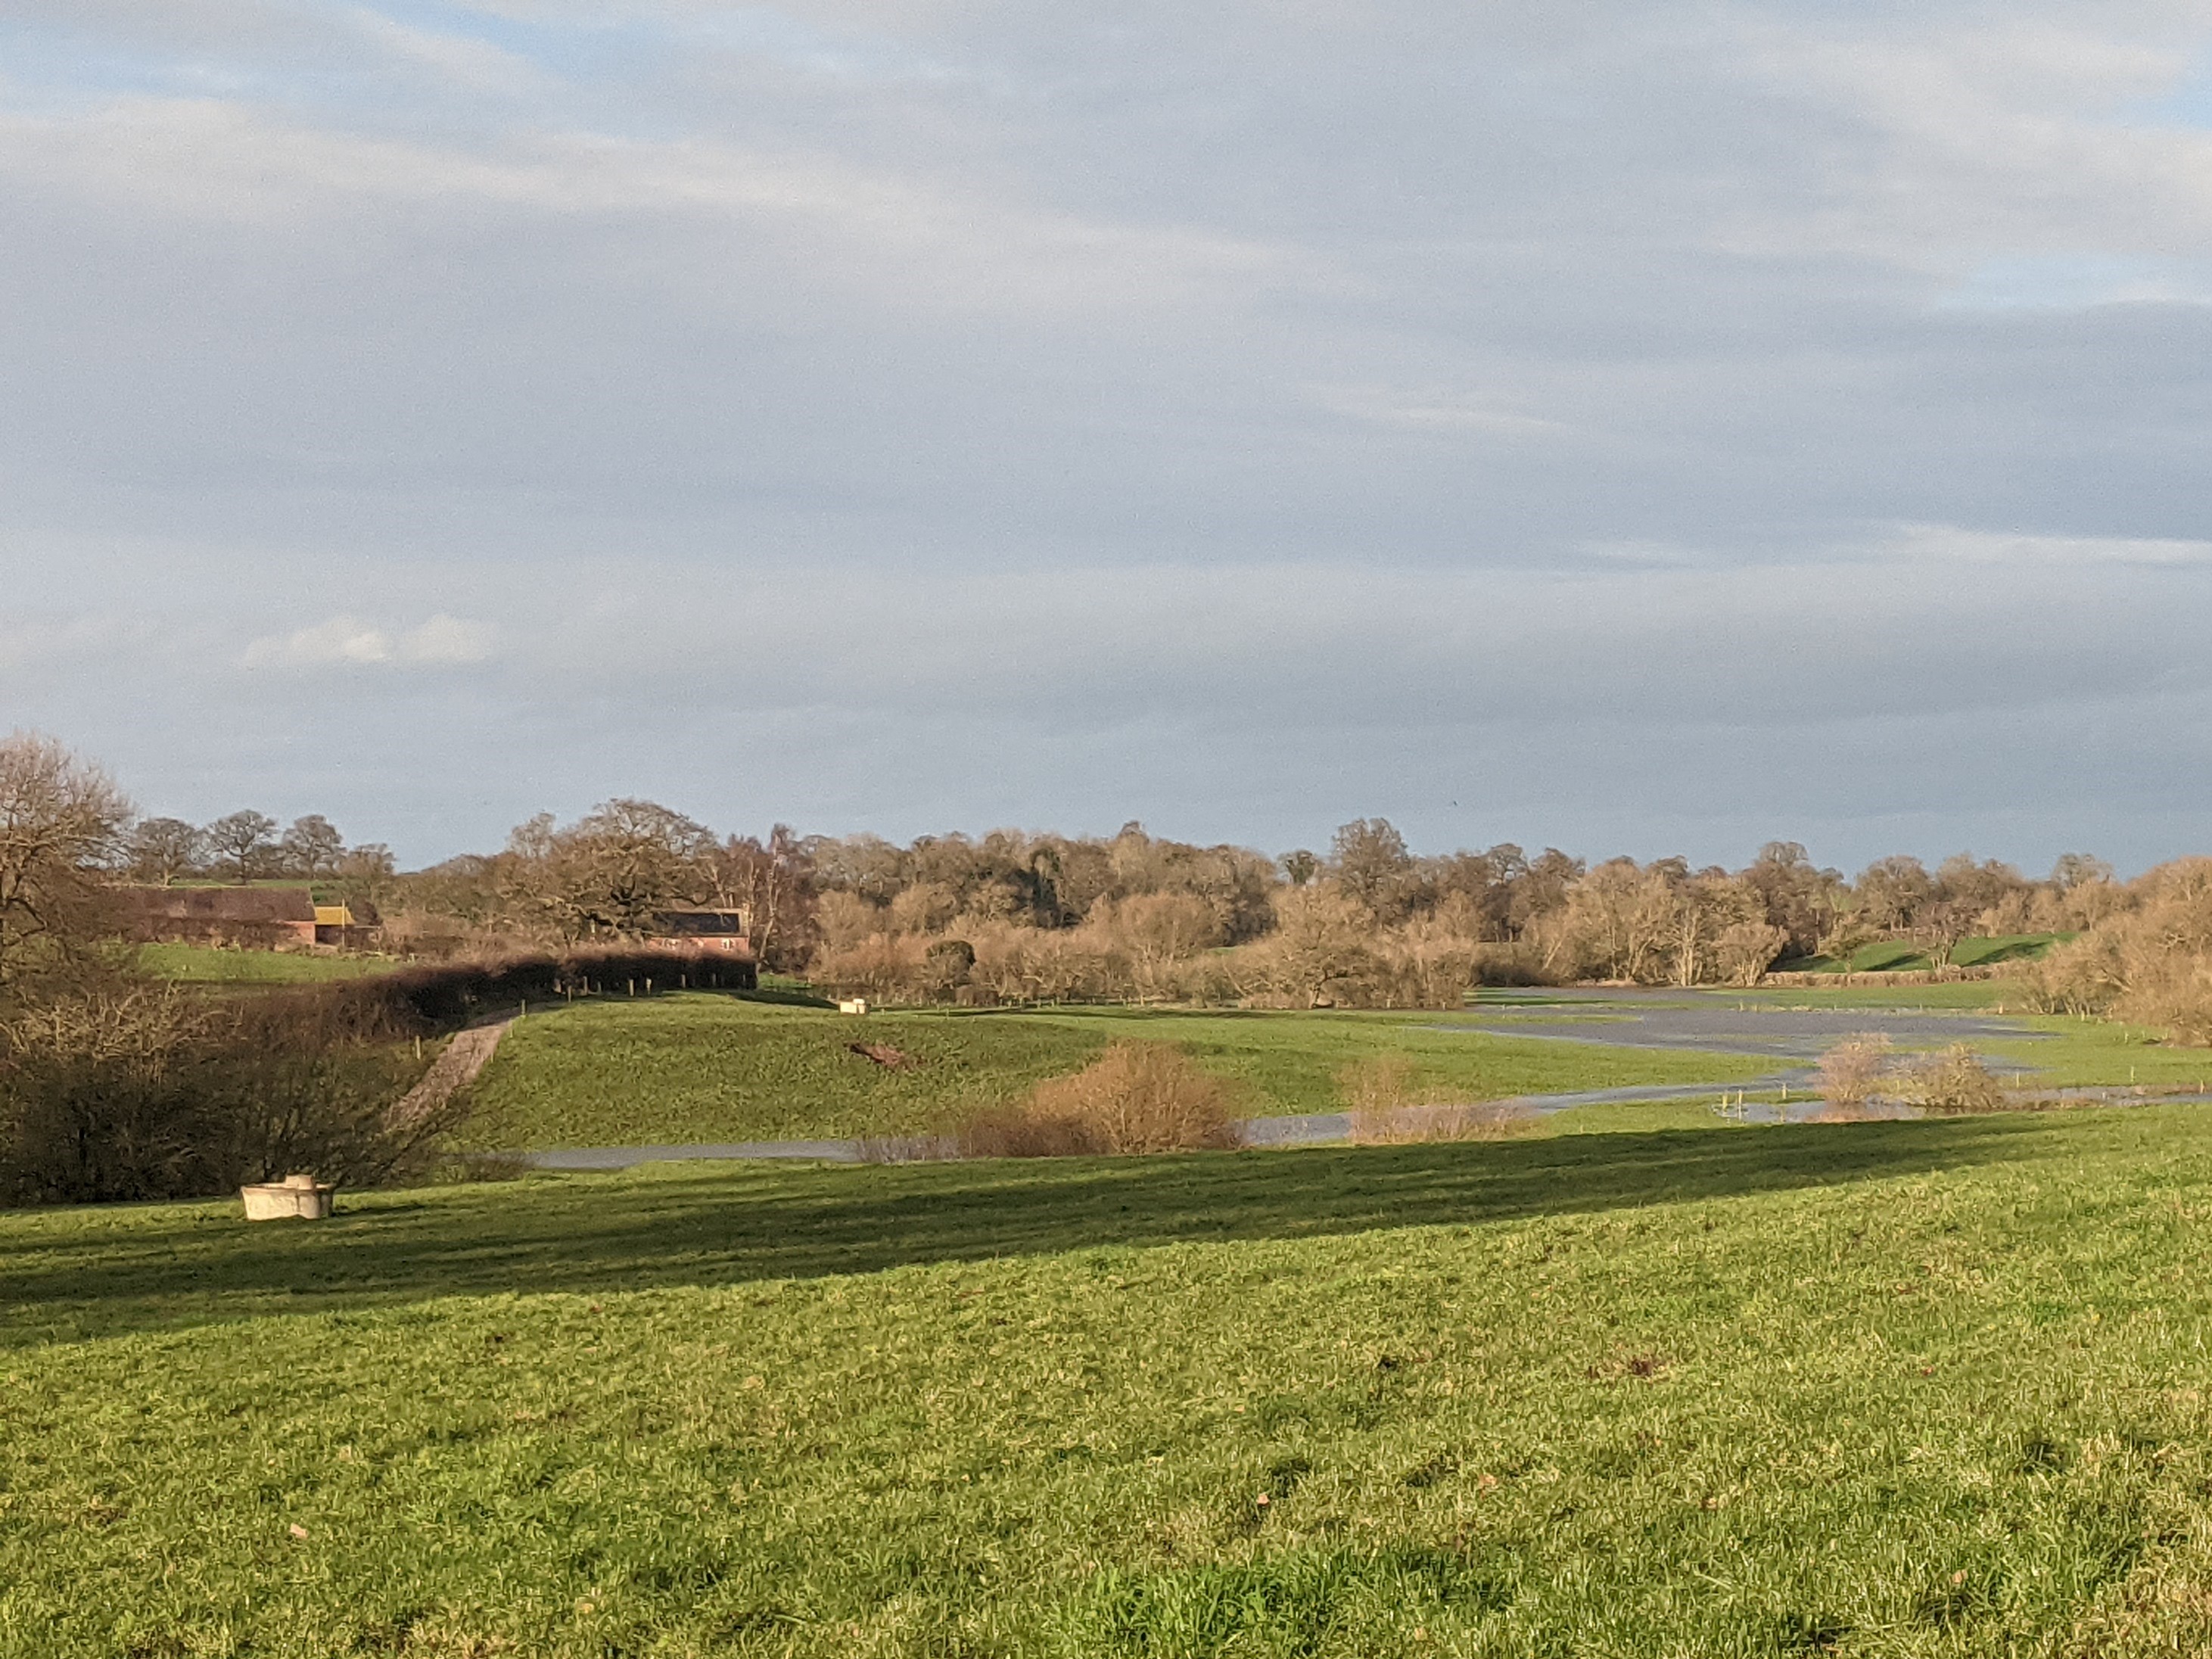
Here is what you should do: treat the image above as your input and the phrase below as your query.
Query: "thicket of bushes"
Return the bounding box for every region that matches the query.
[1339,1055,1537,1143]
[2022,858,2212,1044]
[798,839,2123,1010]
[957,1042,1239,1157]
[0,947,754,1207]
[0,977,436,1206]
[1813,1035,2012,1120]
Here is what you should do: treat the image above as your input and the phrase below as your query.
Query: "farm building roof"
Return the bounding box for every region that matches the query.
[650,908,751,937]
[123,886,317,923]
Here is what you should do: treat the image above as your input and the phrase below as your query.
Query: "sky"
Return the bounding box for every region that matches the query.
[5,1,2212,873]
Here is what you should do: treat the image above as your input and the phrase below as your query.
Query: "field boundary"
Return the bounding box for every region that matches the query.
[1759,965,2010,988]
[389,1016,515,1128]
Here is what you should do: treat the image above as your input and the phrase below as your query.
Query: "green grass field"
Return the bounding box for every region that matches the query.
[1777,934,2067,976]
[135,943,393,984]
[1981,1016,2212,1094]
[454,996,1775,1150]
[11,1107,2212,1654]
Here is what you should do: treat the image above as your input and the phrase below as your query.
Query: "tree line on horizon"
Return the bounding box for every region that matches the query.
[123,810,397,892]
[371,799,2125,1008]
[2,730,2201,1029]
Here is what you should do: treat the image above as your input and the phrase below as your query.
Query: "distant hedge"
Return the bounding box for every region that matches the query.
[319,948,758,1033]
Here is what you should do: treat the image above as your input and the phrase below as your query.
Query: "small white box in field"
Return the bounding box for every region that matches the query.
[838,998,870,1015]
[241,1172,334,1222]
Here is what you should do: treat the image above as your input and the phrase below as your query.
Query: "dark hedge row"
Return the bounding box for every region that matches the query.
[319,947,758,1033]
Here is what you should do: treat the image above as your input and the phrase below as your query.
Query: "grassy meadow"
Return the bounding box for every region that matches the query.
[135,942,394,984]
[11,1107,2212,1654]
[453,996,1775,1150]
[1777,935,2067,976]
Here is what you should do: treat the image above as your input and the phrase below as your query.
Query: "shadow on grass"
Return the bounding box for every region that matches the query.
[0,1117,2061,1343]
[733,985,836,1009]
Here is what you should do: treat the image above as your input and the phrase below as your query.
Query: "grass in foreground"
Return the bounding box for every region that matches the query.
[9,1109,2212,1653]
[456,997,1773,1149]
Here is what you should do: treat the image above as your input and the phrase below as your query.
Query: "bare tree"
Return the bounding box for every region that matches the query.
[204,811,278,883]
[1934,852,2028,928]
[2051,852,2115,893]
[499,799,714,940]
[1853,854,1933,932]
[1330,818,1416,922]
[1091,893,1220,1003]
[1506,847,1583,939]
[1913,900,1974,970]
[707,825,818,967]
[0,733,132,988]
[1716,920,1790,987]
[1549,859,1677,982]
[128,817,204,886]
[335,843,397,913]
[1741,841,1846,957]
[278,814,347,879]
[1244,885,1375,1007]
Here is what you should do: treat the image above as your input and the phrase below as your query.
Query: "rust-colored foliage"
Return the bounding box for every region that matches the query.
[960,1041,1235,1157]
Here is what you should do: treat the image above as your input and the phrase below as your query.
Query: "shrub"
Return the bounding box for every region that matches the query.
[1467,942,1556,987]
[1897,1044,2008,1115]
[1351,1100,1538,1144]
[1339,1056,1536,1141]
[0,976,443,1206]
[2018,859,2212,1042]
[960,1042,1236,1157]
[1339,1054,1422,1121]
[808,931,928,1002]
[1815,1034,1893,1119]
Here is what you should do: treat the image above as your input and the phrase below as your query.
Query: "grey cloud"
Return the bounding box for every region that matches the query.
[4,0,2212,870]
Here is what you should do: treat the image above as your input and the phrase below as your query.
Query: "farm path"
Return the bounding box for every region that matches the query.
[390,1013,517,1128]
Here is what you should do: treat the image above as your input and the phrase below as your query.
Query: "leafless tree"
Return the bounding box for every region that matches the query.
[1244,885,1376,1007]
[1934,852,2029,927]
[336,843,398,913]
[204,811,278,883]
[707,825,817,968]
[127,817,204,886]
[1913,900,1974,970]
[2051,852,2115,893]
[278,814,347,879]
[1330,817,1417,922]
[0,733,132,989]
[1716,920,1790,987]
[1741,841,1845,957]
[1853,854,1934,932]
[497,799,714,940]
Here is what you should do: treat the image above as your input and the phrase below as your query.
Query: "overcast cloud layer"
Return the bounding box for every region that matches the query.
[5,1,2212,871]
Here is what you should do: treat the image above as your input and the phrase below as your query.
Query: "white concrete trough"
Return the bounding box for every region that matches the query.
[241,1172,334,1222]
[838,998,870,1015]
